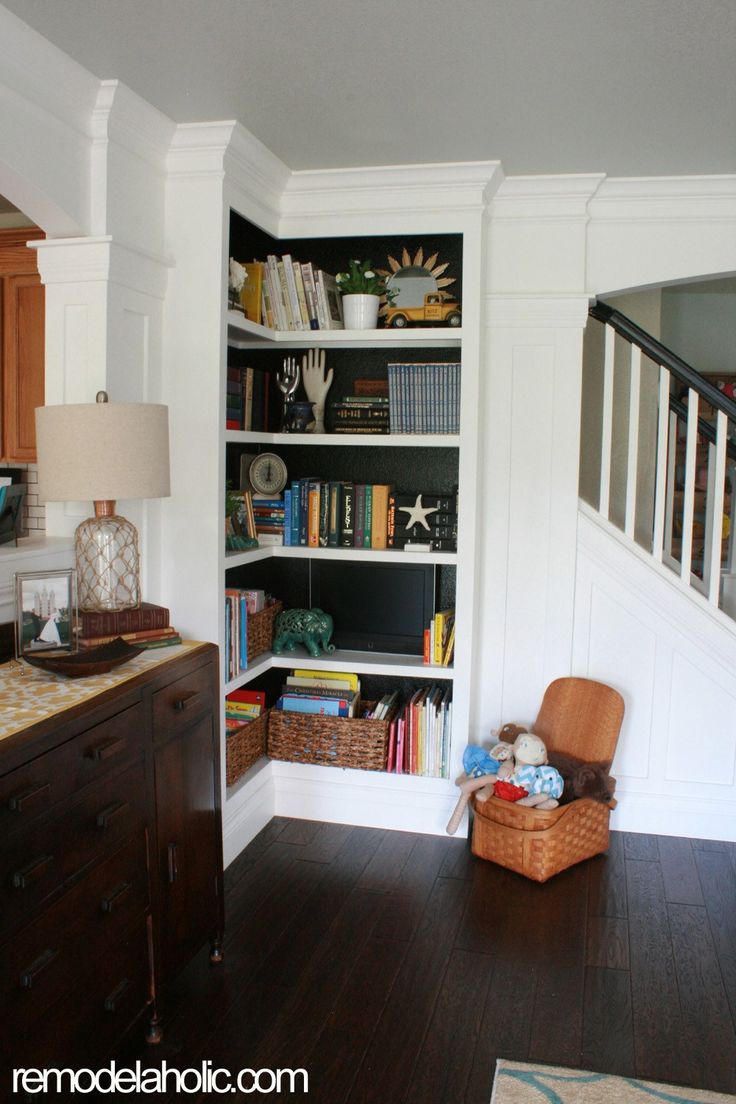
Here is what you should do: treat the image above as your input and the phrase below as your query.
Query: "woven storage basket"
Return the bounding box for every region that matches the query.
[226,711,268,786]
[471,794,612,882]
[267,702,389,771]
[471,676,624,882]
[247,599,282,660]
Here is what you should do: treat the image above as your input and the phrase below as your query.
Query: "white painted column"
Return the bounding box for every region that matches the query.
[33,237,169,603]
[474,296,589,734]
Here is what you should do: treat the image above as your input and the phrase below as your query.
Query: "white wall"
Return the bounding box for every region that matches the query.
[660,277,736,376]
[574,506,736,841]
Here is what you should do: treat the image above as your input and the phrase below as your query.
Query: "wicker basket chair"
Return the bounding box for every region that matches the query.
[471,677,625,882]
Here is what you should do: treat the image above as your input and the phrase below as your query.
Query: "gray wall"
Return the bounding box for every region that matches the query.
[661,277,736,377]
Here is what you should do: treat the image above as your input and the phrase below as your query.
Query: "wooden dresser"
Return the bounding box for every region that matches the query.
[0,642,223,1074]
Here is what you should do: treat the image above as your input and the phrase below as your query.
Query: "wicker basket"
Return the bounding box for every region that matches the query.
[267,702,389,771]
[226,711,268,786]
[247,599,282,660]
[471,794,612,882]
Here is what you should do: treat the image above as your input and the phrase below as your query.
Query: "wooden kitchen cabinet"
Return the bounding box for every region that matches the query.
[0,643,223,1079]
[0,227,45,463]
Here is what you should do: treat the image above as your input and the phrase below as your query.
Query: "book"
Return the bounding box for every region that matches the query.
[293,668,360,691]
[286,675,355,691]
[76,626,179,648]
[433,608,455,665]
[371,484,391,550]
[134,635,183,650]
[340,482,354,546]
[239,261,262,325]
[277,694,354,717]
[327,481,342,546]
[79,602,170,638]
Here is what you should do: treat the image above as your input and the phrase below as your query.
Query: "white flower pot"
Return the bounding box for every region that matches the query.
[341,294,380,330]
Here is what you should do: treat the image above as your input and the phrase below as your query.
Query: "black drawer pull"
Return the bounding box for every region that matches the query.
[96,801,129,829]
[101,881,132,913]
[85,737,126,762]
[7,782,51,814]
[19,948,58,990]
[12,854,53,890]
[173,691,203,712]
[103,978,131,1014]
[167,842,179,884]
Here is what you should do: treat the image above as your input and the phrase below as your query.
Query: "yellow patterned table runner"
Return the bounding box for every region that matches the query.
[0,642,207,741]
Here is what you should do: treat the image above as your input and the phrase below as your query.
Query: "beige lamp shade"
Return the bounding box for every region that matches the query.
[35,401,170,504]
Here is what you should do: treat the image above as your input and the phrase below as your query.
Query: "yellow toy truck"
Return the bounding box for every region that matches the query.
[385,291,461,328]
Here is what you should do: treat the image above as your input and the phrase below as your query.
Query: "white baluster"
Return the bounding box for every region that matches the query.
[680,387,699,582]
[652,365,671,561]
[705,410,727,605]
[624,344,641,539]
[664,410,678,560]
[599,324,615,519]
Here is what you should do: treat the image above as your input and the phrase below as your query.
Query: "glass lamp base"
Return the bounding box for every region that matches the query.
[75,514,141,612]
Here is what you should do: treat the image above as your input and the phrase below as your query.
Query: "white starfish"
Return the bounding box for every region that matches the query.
[398,494,439,531]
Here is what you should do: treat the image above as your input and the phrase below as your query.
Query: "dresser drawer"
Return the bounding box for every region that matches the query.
[1,761,147,929]
[5,919,151,1070]
[0,701,145,837]
[152,661,214,742]
[0,832,149,1032]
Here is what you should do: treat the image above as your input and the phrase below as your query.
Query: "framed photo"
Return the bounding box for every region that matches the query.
[15,569,78,659]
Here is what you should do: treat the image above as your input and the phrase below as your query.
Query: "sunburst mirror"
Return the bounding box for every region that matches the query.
[376,247,457,318]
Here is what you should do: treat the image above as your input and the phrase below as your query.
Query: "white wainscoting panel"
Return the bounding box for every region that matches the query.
[574,504,736,840]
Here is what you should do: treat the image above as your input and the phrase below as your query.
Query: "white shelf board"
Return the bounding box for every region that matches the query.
[227,311,461,349]
[224,650,273,693]
[225,430,460,448]
[269,648,454,680]
[224,545,457,570]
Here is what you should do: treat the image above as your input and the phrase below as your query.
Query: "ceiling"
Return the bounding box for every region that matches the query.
[3,0,736,178]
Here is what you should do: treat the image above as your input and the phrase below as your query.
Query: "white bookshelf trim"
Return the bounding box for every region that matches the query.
[225,430,460,449]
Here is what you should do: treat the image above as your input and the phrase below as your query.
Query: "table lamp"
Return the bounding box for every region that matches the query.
[35,392,170,612]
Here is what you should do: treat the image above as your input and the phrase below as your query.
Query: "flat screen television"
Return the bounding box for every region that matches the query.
[310,560,436,655]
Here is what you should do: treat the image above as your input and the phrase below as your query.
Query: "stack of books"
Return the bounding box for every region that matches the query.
[283,480,393,549]
[225,688,265,732]
[252,495,286,546]
[328,395,390,435]
[257,256,344,332]
[275,668,361,717]
[388,492,458,552]
[386,684,452,778]
[387,362,461,434]
[423,608,456,666]
[75,602,181,650]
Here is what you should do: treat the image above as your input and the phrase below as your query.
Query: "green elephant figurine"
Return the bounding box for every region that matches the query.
[272,607,335,658]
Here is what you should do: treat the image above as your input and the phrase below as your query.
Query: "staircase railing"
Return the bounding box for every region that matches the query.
[585,301,736,614]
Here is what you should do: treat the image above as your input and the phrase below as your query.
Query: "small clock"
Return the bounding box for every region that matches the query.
[248,452,288,496]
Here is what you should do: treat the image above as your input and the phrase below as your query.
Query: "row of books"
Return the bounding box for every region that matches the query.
[74,601,182,650]
[224,587,266,681]
[387,362,461,434]
[225,687,265,732]
[387,684,452,778]
[235,255,346,332]
[423,608,456,666]
[328,396,390,435]
[226,365,278,432]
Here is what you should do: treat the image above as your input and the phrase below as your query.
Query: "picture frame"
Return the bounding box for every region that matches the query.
[15,569,78,659]
[0,484,26,546]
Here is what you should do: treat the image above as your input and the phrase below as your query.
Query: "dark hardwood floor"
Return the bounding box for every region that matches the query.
[127,819,736,1102]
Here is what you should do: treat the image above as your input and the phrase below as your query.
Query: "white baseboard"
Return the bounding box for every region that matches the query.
[271,760,459,836]
[222,759,276,867]
[611,789,736,842]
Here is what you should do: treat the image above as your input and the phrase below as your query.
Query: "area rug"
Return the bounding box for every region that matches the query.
[491,1061,736,1104]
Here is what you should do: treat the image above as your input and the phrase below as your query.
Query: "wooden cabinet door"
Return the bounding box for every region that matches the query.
[2,273,44,462]
[153,715,222,983]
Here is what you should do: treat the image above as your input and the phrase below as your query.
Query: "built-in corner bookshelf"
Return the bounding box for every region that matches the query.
[166,151,494,859]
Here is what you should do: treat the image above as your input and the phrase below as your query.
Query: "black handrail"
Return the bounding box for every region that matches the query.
[590,301,736,424]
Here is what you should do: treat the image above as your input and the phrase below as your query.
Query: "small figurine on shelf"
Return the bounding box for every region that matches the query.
[272,607,335,658]
[228,258,247,311]
[276,356,300,431]
[302,348,333,434]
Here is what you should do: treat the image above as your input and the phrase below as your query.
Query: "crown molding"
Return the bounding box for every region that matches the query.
[484,294,590,328]
[32,236,170,299]
[490,174,607,222]
[280,161,503,226]
[0,5,98,139]
[589,174,736,223]
[93,81,175,171]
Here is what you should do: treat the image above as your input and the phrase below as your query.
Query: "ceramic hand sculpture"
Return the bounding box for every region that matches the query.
[301,348,333,434]
[276,356,300,430]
